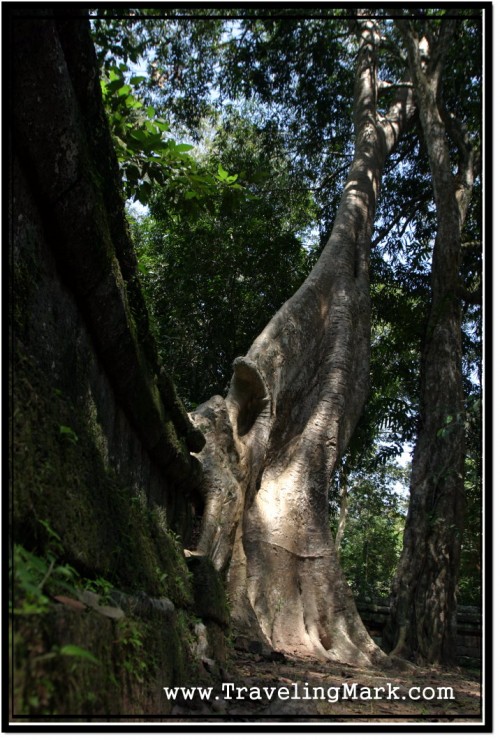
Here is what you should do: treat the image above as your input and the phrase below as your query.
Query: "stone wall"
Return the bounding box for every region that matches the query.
[356,599,481,666]
[9,10,226,719]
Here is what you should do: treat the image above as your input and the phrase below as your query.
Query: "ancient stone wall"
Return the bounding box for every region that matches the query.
[9,10,227,718]
[357,599,481,666]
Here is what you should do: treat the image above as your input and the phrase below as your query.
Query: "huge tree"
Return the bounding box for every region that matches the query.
[191,14,415,665]
[92,8,483,666]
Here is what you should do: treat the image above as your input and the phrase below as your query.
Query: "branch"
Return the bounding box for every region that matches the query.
[439,105,475,225]
[379,36,407,65]
[378,80,413,92]
[372,194,425,249]
[441,106,475,176]
[319,163,351,190]
[354,14,382,122]
[427,12,456,77]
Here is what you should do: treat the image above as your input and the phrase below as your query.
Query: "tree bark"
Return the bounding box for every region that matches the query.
[192,17,414,665]
[334,465,349,555]
[384,18,475,665]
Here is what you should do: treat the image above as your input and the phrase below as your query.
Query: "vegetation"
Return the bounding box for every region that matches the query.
[330,461,409,601]
[10,6,484,720]
[91,7,483,656]
[131,112,316,406]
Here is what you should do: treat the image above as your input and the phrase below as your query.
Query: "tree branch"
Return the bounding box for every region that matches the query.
[372,193,425,249]
[378,80,413,92]
[428,12,456,77]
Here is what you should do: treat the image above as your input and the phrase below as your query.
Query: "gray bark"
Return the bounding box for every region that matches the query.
[192,17,414,665]
[385,18,475,665]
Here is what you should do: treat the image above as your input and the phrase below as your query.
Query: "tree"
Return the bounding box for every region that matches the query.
[331,461,409,601]
[190,14,415,665]
[131,111,316,407]
[91,8,483,666]
[383,13,481,664]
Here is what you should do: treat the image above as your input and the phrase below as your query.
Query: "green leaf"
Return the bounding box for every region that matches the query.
[106,78,125,94]
[130,75,147,85]
[113,136,129,152]
[175,143,194,153]
[137,256,149,275]
[54,563,78,580]
[116,84,132,97]
[129,129,149,144]
[137,181,152,204]
[38,519,62,543]
[125,96,142,110]
[59,425,78,444]
[125,163,142,181]
[217,163,229,180]
[60,645,101,665]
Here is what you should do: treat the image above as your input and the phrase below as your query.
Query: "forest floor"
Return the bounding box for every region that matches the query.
[170,644,483,726]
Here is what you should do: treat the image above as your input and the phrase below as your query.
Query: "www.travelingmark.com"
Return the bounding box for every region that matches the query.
[163,681,455,704]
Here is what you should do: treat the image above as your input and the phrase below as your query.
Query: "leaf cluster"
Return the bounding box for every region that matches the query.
[130,112,316,406]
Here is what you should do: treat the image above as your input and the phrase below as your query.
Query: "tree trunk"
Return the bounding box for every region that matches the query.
[384,19,475,665]
[192,17,414,665]
[334,465,349,555]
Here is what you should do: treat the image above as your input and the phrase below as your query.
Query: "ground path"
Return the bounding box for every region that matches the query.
[170,643,482,724]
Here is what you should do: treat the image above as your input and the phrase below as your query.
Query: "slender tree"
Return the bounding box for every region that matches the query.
[384,13,480,664]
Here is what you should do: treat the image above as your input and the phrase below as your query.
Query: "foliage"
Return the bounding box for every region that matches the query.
[330,463,409,600]
[130,111,317,406]
[90,9,483,603]
[11,543,79,616]
[457,394,482,606]
[100,64,242,206]
[116,620,148,683]
[58,644,101,665]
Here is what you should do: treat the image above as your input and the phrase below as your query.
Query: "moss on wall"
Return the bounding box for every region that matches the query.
[12,347,194,605]
[9,13,232,719]
[11,603,197,716]
[10,345,230,718]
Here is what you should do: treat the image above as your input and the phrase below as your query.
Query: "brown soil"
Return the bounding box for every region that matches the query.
[170,646,483,725]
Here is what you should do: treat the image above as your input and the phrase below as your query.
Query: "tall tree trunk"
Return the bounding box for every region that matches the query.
[385,18,476,665]
[192,17,414,665]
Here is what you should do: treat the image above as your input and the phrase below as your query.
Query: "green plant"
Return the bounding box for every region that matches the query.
[100,65,242,206]
[59,644,101,665]
[30,644,101,666]
[79,575,115,603]
[11,544,80,616]
[116,620,148,684]
[59,425,79,445]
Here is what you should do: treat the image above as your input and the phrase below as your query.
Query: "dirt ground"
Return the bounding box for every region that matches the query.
[170,645,483,725]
